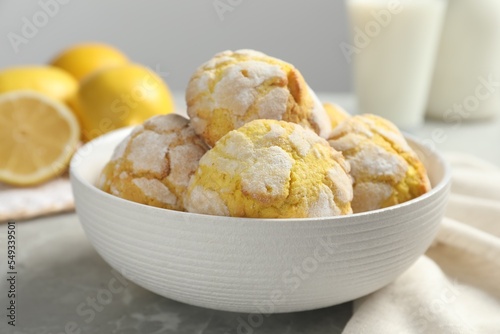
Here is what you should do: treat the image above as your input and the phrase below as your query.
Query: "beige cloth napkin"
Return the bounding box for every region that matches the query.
[0,176,74,222]
[343,154,500,334]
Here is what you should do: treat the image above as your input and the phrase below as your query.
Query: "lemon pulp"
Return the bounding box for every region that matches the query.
[0,91,80,186]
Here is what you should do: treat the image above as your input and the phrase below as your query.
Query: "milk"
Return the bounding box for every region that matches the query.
[346,0,447,129]
[427,0,500,120]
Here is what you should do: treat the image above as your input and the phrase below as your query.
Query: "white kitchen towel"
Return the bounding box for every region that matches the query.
[343,154,500,334]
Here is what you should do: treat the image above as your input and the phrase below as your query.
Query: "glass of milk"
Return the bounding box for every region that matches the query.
[427,0,500,121]
[345,0,447,129]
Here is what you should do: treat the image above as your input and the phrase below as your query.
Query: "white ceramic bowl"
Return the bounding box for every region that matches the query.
[70,127,451,313]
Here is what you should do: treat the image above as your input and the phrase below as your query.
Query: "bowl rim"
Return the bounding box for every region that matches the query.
[70,126,452,223]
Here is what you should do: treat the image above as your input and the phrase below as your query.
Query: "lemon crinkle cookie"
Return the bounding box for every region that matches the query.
[98,114,208,211]
[185,119,353,218]
[186,49,331,147]
[323,102,350,129]
[327,114,431,213]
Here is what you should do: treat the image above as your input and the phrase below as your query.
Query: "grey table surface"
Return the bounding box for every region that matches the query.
[1,93,499,334]
[0,214,351,334]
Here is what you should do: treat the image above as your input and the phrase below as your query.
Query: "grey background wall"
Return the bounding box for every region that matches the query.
[0,0,352,93]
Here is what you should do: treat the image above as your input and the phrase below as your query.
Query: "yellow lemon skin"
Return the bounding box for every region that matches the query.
[50,43,128,81]
[75,64,175,141]
[0,66,78,105]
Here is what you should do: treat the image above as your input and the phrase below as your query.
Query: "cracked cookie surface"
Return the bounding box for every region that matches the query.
[327,114,431,213]
[185,119,353,218]
[186,49,331,147]
[97,114,208,211]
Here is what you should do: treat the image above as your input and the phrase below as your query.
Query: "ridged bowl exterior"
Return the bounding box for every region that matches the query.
[70,128,451,313]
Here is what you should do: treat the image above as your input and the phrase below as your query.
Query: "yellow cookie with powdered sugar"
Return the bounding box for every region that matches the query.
[186,49,331,147]
[327,114,431,213]
[185,119,352,218]
[98,114,208,211]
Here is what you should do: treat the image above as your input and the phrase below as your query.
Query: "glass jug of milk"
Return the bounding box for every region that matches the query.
[427,0,500,120]
[345,0,447,129]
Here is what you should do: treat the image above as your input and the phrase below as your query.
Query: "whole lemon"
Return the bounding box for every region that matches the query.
[50,43,128,81]
[0,66,78,105]
[74,64,175,140]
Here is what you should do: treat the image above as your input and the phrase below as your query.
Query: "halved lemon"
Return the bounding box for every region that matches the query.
[0,91,80,186]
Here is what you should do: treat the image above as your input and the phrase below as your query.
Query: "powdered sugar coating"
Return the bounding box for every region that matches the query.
[240,146,293,203]
[127,130,175,175]
[328,163,354,204]
[353,182,393,213]
[132,178,177,206]
[308,86,332,138]
[349,144,408,181]
[308,184,341,217]
[146,113,189,132]
[167,143,207,188]
[98,114,208,211]
[185,119,353,218]
[110,135,129,161]
[186,49,331,147]
[213,61,286,117]
[187,186,229,216]
[257,87,288,119]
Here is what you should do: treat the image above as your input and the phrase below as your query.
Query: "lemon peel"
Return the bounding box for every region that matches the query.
[0,66,78,105]
[51,42,128,81]
[74,64,175,141]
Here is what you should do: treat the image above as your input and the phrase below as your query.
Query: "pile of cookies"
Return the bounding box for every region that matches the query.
[98,49,430,218]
